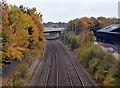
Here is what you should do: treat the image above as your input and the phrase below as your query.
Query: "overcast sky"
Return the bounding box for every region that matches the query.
[7,0,119,23]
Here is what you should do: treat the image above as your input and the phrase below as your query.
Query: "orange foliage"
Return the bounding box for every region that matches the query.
[2,4,44,62]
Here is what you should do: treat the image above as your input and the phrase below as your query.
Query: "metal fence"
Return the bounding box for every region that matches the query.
[2,59,19,76]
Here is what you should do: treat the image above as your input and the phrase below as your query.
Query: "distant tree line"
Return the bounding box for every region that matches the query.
[44,22,67,28]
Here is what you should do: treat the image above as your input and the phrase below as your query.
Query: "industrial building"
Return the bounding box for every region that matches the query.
[95,24,120,45]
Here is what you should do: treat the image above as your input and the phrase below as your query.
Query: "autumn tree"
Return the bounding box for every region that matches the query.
[2,3,44,65]
[66,16,120,36]
[66,17,94,35]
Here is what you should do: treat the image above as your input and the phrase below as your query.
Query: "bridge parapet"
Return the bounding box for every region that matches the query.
[44,27,65,32]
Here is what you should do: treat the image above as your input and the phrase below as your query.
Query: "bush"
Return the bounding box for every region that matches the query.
[79,46,103,67]
[17,63,29,79]
[89,58,100,75]
[76,30,95,47]
[78,44,119,86]
[7,63,29,86]
[70,37,77,50]
[60,32,77,50]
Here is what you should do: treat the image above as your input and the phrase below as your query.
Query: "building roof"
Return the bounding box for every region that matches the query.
[97,24,120,34]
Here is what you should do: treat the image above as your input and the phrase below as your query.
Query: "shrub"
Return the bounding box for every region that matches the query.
[94,64,106,81]
[60,32,77,50]
[17,63,29,79]
[79,46,101,67]
[78,44,118,86]
[76,30,94,47]
[89,58,100,75]
[70,37,77,50]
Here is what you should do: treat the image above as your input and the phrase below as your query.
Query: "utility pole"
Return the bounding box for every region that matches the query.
[72,21,74,34]
[75,20,76,36]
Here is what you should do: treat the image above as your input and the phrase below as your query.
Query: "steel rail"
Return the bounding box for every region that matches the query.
[44,41,53,87]
[62,52,74,88]
[54,41,59,87]
[56,40,85,87]
[44,41,59,87]
[54,41,73,87]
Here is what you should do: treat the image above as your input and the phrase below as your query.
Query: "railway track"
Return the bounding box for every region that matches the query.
[44,41,59,87]
[43,40,86,87]
[28,40,97,87]
[55,40,85,87]
[54,41,73,87]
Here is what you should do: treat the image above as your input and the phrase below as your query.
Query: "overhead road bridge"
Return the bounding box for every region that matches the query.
[43,27,65,40]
